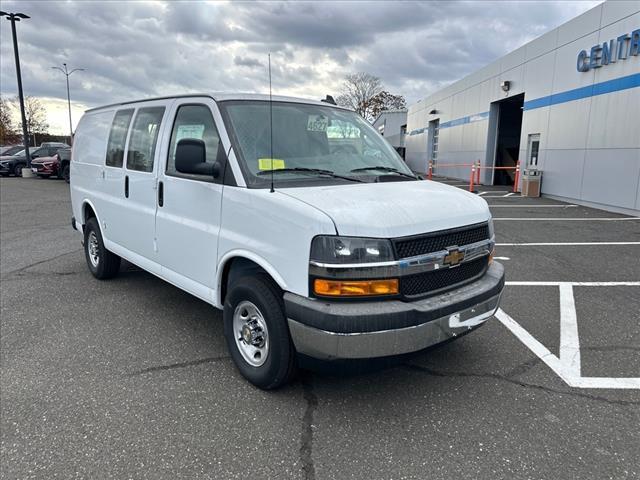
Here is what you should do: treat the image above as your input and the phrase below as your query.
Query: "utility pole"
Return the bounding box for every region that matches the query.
[1,10,31,167]
[51,63,84,145]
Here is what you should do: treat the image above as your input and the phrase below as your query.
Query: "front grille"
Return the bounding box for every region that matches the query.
[401,256,489,297]
[393,223,490,259]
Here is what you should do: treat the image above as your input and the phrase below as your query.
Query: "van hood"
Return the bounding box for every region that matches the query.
[281,180,491,238]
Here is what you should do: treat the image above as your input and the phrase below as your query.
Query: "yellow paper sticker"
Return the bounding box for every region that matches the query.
[258,158,286,170]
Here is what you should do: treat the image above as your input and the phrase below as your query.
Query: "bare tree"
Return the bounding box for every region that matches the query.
[369,91,407,120]
[335,72,383,121]
[10,96,49,145]
[0,97,20,145]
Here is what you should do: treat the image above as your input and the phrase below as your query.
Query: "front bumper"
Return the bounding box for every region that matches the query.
[285,262,504,360]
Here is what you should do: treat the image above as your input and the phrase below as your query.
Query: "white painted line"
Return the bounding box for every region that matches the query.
[493,217,640,221]
[496,307,640,389]
[481,195,522,198]
[505,281,640,286]
[493,256,510,260]
[503,192,516,197]
[495,308,572,380]
[497,242,640,246]
[489,204,578,208]
[477,191,487,196]
[559,284,581,377]
[569,377,640,389]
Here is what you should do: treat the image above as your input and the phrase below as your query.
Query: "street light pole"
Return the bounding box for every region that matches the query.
[51,63,84,145]
[0,11,31,167]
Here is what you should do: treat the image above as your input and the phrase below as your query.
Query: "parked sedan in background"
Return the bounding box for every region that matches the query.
[0,145,68,177]
[0,145,24,156]
[31,153,61,178]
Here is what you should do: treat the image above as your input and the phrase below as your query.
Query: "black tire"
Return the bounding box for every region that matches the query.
[13,164,24,177]
[83,217,121,279]
[61,164,70,183]
[223,275,297,389]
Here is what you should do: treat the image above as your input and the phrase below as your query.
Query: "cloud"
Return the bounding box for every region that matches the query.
[0,0,601,134]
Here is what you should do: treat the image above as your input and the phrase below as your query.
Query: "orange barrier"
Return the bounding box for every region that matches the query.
[469,161,521,193]
[428,161,521,194]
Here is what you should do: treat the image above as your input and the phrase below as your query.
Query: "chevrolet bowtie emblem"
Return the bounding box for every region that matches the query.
[443,247,465,267]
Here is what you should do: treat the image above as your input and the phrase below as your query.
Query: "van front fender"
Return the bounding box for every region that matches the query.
[216,250,288,308]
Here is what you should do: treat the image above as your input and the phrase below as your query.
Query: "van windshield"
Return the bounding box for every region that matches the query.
[219,100,415,187]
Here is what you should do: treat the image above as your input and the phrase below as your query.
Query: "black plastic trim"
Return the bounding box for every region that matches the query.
[286,262,504,334]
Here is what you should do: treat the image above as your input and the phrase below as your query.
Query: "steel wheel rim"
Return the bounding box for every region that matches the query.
[232,300,269,367]
[88,231,100,268]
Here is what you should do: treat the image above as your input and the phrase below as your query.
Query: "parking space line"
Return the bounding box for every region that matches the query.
[559,284,581,377]
[494,217,640,221]
[489,205,578,208]
[497,282,640,389]
[477,191,487,196]
[497,242,640,246]
[505,281,640,286]
[503,193,516,197]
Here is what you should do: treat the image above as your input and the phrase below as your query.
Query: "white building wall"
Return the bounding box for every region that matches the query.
[406,0,640,213]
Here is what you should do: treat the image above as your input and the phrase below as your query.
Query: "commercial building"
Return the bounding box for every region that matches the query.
[405,1,639,214]
[372,109,408,158]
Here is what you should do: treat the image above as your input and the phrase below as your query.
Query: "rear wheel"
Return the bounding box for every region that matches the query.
[60,164,70,182]
[223,275,297,389]
[83,217,121,279]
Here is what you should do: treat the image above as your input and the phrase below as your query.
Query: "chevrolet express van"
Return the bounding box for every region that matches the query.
[70,94,504,389]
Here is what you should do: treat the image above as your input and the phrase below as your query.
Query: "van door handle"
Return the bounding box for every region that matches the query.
[125,175,129,198]
[158,181,164,207]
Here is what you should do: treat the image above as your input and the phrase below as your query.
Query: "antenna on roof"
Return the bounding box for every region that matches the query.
[268,53,275,193]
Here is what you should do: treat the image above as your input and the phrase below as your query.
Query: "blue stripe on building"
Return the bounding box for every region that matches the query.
[523,72,640,110]
[409,73,640,135]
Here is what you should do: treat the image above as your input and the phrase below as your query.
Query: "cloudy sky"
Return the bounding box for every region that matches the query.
[1,0,601,135]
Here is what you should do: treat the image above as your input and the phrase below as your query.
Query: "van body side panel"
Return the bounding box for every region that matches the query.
[217,187,336,302]
[70,110,115,231]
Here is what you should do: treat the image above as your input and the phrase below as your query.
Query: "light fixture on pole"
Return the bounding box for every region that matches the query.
[0,10,31,168]
[51,63,84,144]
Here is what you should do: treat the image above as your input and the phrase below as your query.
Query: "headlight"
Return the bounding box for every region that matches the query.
[310,236,395,264]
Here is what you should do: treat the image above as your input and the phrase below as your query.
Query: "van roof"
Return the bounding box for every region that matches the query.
[85,93,351,113]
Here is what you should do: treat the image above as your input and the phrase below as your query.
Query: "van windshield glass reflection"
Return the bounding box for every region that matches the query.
[220,101,414,187]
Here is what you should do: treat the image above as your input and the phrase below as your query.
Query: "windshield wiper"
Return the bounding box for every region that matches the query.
[257,167,364,183]
[350,166,418,179]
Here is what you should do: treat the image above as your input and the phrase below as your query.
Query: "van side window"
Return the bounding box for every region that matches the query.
[167,104,221,180]
[105,109,134,168]
[126,107,165,173]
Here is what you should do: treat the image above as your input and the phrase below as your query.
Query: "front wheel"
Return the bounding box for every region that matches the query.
[223,275,297,389]
[83,217,121,279]
[13,164,24,177]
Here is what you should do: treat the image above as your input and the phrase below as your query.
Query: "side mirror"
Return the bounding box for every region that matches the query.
[175,139,221,178]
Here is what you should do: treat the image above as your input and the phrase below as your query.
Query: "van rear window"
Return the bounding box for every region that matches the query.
[105,109,134,168]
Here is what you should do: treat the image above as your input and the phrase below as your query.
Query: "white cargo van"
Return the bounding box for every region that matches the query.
[70,94,504,389]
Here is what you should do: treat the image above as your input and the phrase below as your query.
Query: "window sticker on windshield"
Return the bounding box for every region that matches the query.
[258,158,286,170]
[176,124,205,142]
[307,115,328,132]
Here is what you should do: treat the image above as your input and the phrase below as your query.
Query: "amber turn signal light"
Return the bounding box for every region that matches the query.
[313,278,399,297]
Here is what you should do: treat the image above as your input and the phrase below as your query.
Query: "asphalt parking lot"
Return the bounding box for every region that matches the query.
[1,176,639,479]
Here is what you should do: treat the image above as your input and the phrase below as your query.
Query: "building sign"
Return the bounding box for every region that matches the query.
[577,29,640,72]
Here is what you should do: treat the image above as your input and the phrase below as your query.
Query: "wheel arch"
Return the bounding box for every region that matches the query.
[217,251,287,308]
[81,199,101,233]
